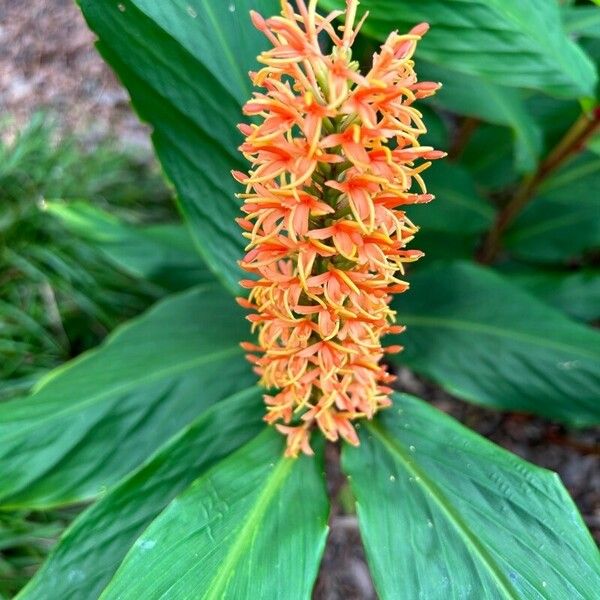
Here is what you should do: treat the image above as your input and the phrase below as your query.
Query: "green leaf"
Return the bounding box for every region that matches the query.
[389,261,600,426]
[17,388,265,600]
[100,429,329,600]
[77,0,279,294]
[343,393,600,600]
[580,37,600,72]
[322,0,597,98]
[409,162,494,260]
[563,5,600,38]
[506,152,600,263]
[525,95,581,156]
[460,125,518,190]
[421,63,542,172]
[0,285,253,509]
[48,201,212,291]
[505,267,600,323]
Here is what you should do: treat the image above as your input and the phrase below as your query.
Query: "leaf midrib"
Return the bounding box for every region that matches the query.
[201,455,294,599]
[119,0,244,115]
[509,210,598,242]
[0,346,244,443]
[396,314,599,360]
[108,35,239,161]
[366,420,519,600]
[200,0,250,100]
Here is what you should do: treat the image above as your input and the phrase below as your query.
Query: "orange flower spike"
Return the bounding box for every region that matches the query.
[320,124,374,168]
[236,0,445,457]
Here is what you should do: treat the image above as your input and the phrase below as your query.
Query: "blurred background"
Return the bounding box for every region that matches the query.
[0,1,598,598]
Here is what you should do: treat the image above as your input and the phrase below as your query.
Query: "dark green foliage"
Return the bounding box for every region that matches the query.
[0,509,73,599]
[0,115,173,400]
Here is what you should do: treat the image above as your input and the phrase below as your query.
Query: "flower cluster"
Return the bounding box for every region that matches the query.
[234,0,444,457]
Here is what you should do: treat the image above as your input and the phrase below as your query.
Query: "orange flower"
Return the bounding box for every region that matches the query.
[235,0,445,457]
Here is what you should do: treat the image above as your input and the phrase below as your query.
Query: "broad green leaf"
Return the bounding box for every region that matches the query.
[0,285,253,508]
[506,267,600,323]
[577,5,600,62]
[322,0,597,98]
[408,162,494,260]
[17,388,265,600]
[77,0,279,293]
[389,261,600,426]
[421,63,542,172]
[534,150,600,201]
[460,125,518,190]
[525,95,581,155]
[563,6,600,38]
[343,393,600,600]
[580,37,600,70]
[48,201,211,291]
[100,429,329,600]
[506,152,600,263]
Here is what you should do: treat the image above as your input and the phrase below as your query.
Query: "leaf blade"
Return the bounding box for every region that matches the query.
[0,285,253,508]
[407,161,494,259]
[506,152,600,263]
[343,393,600,599]
[503,267,600,323]
[100,429,329,600]
[17,388,265,600]
[48,201,212,291]
[389,261,600,426]
[420,63,542,172]
[322,0,598,98]
[76,0,279,293]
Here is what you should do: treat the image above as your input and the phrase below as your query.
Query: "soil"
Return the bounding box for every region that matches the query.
[2,1,598,599]
[0,0,149,148]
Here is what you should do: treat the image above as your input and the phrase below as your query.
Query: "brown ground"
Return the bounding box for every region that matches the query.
[0,0,149,147]
[1,1,598,599]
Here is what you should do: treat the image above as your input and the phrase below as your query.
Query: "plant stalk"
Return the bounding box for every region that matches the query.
[449,117,479,160]
[478,109,600,264]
